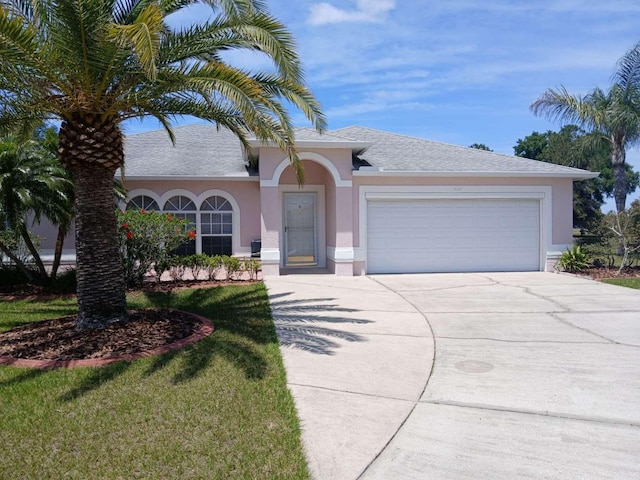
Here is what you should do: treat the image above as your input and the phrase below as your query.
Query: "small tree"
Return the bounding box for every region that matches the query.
[117,209,191,287]
[608,202,640,275]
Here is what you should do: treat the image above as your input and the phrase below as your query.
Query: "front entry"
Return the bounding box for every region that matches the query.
[284,193,317,266]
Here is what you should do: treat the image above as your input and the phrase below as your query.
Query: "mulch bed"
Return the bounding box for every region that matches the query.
[582,266,640,280]
[0,309,214,369]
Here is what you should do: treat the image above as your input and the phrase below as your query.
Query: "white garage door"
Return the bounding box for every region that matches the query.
[367,198,540,274]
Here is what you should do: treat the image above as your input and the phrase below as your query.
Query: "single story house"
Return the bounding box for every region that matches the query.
[37,124,597,276]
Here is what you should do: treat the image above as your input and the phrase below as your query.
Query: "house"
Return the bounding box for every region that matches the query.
[37,124,597,276]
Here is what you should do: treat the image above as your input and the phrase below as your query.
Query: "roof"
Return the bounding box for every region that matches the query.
[122,124,249,178]
[335,126,597,179]
[122,123,597,180]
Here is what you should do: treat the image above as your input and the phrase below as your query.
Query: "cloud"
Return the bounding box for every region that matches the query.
[307,0,395,25]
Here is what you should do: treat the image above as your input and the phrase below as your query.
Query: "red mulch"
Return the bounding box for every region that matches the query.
[0,309,213,369]
[0,279,257,368]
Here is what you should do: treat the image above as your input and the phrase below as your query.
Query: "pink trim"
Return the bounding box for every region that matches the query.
[0,311,214,370]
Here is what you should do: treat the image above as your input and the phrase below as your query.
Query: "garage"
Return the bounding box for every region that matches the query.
[366,198,541,274]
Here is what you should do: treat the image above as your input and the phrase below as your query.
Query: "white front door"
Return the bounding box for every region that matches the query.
[284,193,317,266]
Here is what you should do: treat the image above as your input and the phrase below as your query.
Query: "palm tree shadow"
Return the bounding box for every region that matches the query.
[58,361,131,402]
[268,292,372,355]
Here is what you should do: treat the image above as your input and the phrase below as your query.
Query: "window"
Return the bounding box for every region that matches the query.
[127,195,159,211]
[200,196,232,255]
[163,195,196,256]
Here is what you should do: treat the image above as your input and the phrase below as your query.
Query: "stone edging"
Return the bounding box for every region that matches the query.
[0,311,214,370]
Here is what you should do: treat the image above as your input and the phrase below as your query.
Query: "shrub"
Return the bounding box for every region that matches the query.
[185,253,209,280]
[44,268,77,294]
[243,257,261,280]
[0,265,33,286]
[559,245,590,273]
[116,209,191,286]
[204,255,223,281]
[168,255,186,283]
[222,255,242,280]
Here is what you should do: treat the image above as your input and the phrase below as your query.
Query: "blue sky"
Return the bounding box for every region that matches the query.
[128,0,640,211]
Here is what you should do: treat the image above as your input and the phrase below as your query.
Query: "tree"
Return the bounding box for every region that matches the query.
[468,143,493,151]
[531,41,640,213]
[0,135,73,282]
[514,125,640,231]
[0,0,325,330]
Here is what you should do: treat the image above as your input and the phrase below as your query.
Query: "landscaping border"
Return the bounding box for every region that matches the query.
[0,310,214,370]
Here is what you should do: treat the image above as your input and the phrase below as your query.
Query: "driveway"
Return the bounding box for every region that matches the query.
[265,272,640,480]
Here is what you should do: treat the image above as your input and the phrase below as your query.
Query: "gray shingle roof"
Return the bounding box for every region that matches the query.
[122,123,596,179]
[335,126,596,177]
[123,124,248,177]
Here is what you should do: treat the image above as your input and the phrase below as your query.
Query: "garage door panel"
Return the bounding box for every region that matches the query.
[367,199,540,274]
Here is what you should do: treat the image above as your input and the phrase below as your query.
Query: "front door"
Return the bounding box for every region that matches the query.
[284,193,317,266]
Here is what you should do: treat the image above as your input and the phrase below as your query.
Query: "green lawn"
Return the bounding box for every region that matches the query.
[0,284,309,480]
[601,277,640,290]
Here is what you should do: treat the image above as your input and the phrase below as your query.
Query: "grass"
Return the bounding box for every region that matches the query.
[0,284,309,480]
[601,277,640,290]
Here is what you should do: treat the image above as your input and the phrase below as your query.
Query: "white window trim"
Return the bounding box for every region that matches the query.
[126,188,243,256]
[357,185,552,272]
[197,189,242,256]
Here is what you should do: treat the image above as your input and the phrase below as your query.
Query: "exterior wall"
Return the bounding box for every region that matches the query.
[352,175,575,274]
[124,179,261,255]
[259,148,354,275]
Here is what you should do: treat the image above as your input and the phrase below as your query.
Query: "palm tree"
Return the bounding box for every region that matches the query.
[0,0,325,329]
[531,41,640,213]
[0,135,73,282]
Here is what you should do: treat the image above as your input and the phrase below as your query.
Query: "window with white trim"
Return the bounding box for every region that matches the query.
[163,195,196,256]
[200,196,232,256]
[127,195,159,211]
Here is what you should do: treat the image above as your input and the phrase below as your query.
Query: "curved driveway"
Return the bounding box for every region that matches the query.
[265,272,640,479]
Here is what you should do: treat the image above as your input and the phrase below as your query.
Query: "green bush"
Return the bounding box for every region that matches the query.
[222,255,242,280]
[44,268,77,294]
[0,265,33,286]
[243,257,261,280]
[185,253,209,280]
[559,245,590,272]
[204,255,223,281]
[117,209,192,286]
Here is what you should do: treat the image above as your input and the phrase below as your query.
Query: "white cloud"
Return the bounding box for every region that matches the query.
[307,0,395,25]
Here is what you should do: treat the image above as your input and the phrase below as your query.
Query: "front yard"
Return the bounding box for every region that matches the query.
[0,284,309,479]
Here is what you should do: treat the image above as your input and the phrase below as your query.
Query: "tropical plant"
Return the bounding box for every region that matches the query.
[0,135,73,283]
[514,125,640,231]
[558,245,590,273]
[0,0,325,329]
[531,41,640,213]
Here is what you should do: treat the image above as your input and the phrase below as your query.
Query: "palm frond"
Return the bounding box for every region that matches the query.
[615,41,640,93]
[108,2,165,80]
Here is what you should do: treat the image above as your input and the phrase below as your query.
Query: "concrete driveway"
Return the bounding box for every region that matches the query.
[265,272,640,479]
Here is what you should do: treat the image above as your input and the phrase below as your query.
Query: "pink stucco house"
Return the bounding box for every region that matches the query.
[38,124,597,276]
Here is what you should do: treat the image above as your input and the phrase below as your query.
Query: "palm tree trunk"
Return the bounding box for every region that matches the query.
[17,223,48,281]
[0,239,36,282]
[611,140,627,213]
[71,162,128,329]
[50,224,68,280]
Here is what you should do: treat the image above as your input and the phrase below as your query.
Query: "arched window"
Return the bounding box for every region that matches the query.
[200,195,232,255]
[163,195,196,256]
[127,195,159,211]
